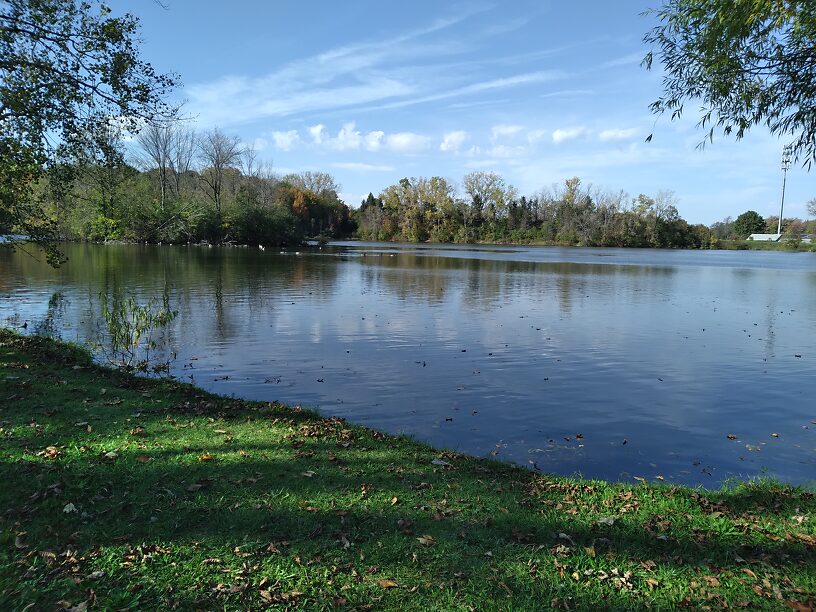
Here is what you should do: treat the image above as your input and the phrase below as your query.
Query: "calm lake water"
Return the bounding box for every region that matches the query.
[2,242,815,487]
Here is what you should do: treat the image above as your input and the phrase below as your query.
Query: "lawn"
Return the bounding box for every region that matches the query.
[1,329,814,610]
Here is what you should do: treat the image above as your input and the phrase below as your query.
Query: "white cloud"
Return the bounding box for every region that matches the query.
[367,70,565,112]
[385,132,431,154]
[333,162,395,172]
[440,130,469,152]
[304,122,431,155]
[331,122,363,150]
[271,130,300,151]
[527,129,549,143]
[552,126,589,144]
[365,130,385,151]
[599,128,640,142]
[599,52,644,69]
[540,89,595,99]
[485,144,527,159]
[183,12,497,127]
[308,124,325,144]
[490,124,523,142]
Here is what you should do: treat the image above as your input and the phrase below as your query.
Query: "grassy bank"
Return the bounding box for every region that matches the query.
[716,239,816,252]
[1,330,814,610]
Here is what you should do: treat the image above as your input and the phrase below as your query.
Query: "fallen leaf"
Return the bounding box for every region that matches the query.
[377,579,399,589]
[390,496,398,506]
[704,576,721,587]
[199,453,215,462]
[103,451,118,460]
[417,535,436,546]
[785,601,813,612]
[38,446,60,460]
[63,503,77,514]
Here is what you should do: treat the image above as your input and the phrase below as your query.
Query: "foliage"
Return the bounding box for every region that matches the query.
[354,174,706,249]
[734,210,767,238]
[644,1,816,164]
[99,289,177,372]
[0,0,176,264]
[2,329,816,610]
[227,200,301,246]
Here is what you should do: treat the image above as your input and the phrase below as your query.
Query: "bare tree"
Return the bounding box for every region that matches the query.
[197,128,244,234]
[284,171,340,196]
[170,124,196,198]
[136,122,173,212]
[807,198,816,219]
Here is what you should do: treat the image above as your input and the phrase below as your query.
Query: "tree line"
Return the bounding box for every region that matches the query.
[20,120,815,250]
[355,173,816,248]
[36,123,355,246]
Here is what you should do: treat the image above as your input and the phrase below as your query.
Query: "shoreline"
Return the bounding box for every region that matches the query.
[1,329,815,609]
[5,235,815,253]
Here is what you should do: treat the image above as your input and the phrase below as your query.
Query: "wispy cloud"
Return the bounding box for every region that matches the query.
[599,127,640,142]
[527,129,549,143]
[490,124,524,142]
[598,52,645,69]
[184,10,499,127]
[371,71,564,112]
[552,126,589,144]
[440,130,469,152]
[540,89,595,99]
[271,130,300,151]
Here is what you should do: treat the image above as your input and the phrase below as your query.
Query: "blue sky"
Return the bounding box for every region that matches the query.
[130,0,813,224]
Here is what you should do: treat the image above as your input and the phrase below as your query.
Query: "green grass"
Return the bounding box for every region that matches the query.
[1,329,814,610]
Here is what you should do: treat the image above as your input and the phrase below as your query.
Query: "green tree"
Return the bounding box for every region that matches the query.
[733,210,766,238]
[644,1,816,163]
[0,0,175,264]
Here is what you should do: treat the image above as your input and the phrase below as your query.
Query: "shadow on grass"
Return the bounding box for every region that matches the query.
[2,330,815,609]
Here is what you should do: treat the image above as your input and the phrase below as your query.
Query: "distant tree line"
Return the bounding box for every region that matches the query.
[355,173,713,248]
[14,121,816,250]
[711,207,816,243]
[33,123,354,246]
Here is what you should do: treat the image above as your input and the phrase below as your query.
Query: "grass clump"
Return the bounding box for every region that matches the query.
[1,329,814,610]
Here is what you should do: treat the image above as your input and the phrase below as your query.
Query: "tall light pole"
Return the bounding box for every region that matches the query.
[778,145,792,236]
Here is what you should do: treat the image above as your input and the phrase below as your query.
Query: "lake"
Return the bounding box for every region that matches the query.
[2,241,815,487]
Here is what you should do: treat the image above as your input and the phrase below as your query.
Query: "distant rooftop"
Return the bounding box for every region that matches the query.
[748,233,781,242]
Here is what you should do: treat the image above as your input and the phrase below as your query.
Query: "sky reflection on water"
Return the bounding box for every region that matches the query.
[2,242,815,487]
